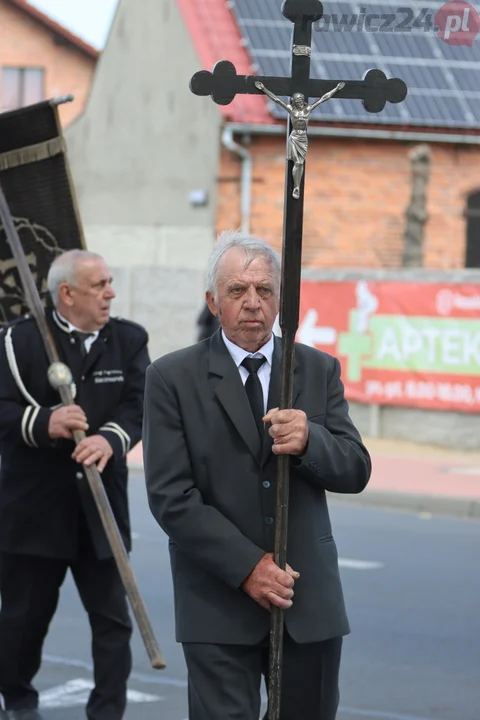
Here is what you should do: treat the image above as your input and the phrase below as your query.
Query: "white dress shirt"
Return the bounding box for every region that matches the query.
[57,311,99,354]
[222,330,275,414]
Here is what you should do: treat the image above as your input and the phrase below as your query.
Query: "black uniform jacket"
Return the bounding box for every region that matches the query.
[0,309,150,560]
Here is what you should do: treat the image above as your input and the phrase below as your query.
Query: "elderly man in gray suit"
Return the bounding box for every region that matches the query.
[143,231,371,720]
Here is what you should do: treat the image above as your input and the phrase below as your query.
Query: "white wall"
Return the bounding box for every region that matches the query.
[65,0,223,358]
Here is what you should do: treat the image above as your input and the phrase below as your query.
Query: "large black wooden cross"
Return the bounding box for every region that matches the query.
[190,1,407,718]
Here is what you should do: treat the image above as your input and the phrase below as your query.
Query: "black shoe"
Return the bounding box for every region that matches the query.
[0,710,44,720]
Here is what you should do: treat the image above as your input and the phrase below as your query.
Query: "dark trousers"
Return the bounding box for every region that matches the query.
[0,543,132,720]
[183,631,342,720]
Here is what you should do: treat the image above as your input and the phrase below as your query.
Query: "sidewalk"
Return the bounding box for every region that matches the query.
[338,437,480,519]
[128,437,480,519]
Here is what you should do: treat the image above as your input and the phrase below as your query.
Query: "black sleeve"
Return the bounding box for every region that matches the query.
[98,326,150,460]
[293,357,372,494]
[0,325,52,449]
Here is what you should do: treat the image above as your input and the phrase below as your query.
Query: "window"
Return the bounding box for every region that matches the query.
[1,67,44,111]
[465,191,480,268]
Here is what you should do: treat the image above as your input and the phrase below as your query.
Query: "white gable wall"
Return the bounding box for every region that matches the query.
[66,0,222,359]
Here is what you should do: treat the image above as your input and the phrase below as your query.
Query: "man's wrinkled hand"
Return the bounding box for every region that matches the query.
[263,407,309,456]
[72,434,113,473]
[242,553,300,611]
[48,405,88,440]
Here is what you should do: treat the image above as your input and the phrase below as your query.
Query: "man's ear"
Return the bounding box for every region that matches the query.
[58,282,74,307]
[206,290,218,317]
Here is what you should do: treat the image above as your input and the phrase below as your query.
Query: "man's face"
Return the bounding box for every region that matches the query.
[61,257,116,331]
[207,248,279,352]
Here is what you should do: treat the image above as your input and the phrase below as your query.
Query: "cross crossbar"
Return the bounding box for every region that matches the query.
[190,62,407,113]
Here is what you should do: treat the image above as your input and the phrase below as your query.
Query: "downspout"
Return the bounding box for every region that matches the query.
[221,127,252,234]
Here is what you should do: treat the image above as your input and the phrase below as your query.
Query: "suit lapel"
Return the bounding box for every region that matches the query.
[210,331,262,463]
[261,336,300,467]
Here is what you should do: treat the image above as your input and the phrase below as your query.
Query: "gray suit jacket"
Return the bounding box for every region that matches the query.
[143,330,371,645]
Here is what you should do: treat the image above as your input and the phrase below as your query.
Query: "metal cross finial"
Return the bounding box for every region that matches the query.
[282,0,325,22]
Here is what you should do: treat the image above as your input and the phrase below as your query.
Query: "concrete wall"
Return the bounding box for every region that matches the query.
[65,0,222,360]
[349,402,480,451]
[99,227,210,361]
[302,268,480,450]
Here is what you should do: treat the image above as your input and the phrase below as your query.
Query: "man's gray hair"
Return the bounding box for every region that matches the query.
[47,249,103,306]
[206,230,281,301]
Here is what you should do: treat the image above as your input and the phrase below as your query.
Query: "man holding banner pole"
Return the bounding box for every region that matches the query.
[0,249,150,720]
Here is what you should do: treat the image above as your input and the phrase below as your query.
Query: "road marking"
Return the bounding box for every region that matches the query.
[338,558,384,570]
[43,654,188,688]
[39,679,161,708]
[446,465,480,475]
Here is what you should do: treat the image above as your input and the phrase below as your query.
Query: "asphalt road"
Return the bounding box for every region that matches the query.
[32,473,480,720]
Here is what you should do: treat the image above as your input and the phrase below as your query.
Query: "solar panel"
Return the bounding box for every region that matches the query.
[312,29,372,55]
[373,32,437,59]
[230,0,480,129]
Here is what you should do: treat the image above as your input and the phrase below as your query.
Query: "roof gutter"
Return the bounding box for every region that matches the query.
[221,127,252,234]
[224,122,480,145]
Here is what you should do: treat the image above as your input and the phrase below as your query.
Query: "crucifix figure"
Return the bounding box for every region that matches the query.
[190,1,408,717]
[255,80,345,199]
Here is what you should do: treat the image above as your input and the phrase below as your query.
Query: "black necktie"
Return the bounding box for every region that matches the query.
[72,330,93,357]
[241,356,266,437]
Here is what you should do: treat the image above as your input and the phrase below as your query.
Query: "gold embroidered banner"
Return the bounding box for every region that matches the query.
[0,100,85,326]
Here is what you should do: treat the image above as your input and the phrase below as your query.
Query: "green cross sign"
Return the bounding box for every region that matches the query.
[338,311,373,382]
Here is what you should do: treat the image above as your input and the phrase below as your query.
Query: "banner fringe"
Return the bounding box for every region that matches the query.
[0,137,66,172]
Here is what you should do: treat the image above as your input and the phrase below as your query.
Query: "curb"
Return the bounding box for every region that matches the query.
[327,490,480,520]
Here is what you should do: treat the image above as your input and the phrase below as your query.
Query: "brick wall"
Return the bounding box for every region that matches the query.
[0,0,96,126]
[217,134,480,269]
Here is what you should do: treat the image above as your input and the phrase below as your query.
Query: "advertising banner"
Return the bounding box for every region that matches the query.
[297,281,480,413]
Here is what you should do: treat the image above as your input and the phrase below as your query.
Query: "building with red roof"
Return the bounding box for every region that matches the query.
[0,0,99,126]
